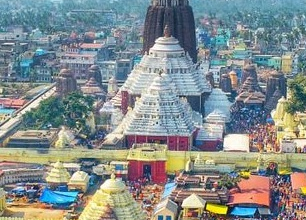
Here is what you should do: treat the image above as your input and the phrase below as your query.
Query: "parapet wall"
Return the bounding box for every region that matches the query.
[0,148,306,173]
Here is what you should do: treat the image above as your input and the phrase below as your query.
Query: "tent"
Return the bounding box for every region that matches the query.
[257,207,271,216]
[206,203,228,215]
[231,207,257,216]
[11,187,26,196]
[161,182,177,199]
[39,188,78,206]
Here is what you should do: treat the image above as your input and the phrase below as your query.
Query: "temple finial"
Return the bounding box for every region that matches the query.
[164,25,171,38]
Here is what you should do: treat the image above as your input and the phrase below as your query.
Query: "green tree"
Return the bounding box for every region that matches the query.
[62,92,94,133]
[286,74,306,114]
[22,92,94,135]
[23,96,64,129]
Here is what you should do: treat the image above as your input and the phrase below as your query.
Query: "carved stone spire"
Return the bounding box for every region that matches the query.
[143,0,197,63]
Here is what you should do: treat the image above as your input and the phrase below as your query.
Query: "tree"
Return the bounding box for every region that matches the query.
[286,74,306,114]
[22,92,94,135]
[23,96,64,129]
[62,92,94,134]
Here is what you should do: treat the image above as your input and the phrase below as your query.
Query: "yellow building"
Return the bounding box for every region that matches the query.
[0,188,5,216]
[281,54,293,74]
[68,171,90,193]
[181,193,206,218]
[79,173,146,220]
[45,160,71,187]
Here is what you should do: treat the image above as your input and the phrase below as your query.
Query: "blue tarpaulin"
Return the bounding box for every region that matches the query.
[39,188,78,206]
[231,207,257,216]
[161,182,177,199]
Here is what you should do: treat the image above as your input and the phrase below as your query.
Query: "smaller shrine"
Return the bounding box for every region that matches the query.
[81,77,106,100]
[107,76,119,100]
[68,171,90,192]
[45,160,71,188]
[79,173,146,220]
[204,88,232,122]
[87,65,102,85]
[181,193,206,218]
[127,143,167,183]
[55,68,78,97]
[55,126,74,149]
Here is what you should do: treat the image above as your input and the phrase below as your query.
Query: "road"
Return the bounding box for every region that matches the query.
[0,85,56,141]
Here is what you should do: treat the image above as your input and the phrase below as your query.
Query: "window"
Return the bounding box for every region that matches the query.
[158,216,163,220]
[166,216,172,220]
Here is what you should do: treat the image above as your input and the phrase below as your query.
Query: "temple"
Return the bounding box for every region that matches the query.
[55,68,78,97]
[45,160,71,188]
[79,173,146,220]
[143,0,197,63]
[204,88,232,122]
[115,72,196,150]
[112,28,211,114]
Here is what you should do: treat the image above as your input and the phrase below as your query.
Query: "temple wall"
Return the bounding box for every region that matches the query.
[0,148,306,174]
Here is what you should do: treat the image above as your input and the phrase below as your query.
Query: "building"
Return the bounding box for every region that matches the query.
[0,188,5,216]
[127,143,167,183]
[55,68,78,97]
[181,193,206,218]
[143,0,197,63]
[79,173,146,220]
[121,73,196,150]
[228,175,271,216]
[68,171,90,192]
[81,77,106,100]
[281,53,293,74]
[99,60,117,87]
[204,88,232,122]
[60,53,97,79]
[45,160,71,188]
[152,198,178,220]
[6,129,58,148]
[113,27,211,114]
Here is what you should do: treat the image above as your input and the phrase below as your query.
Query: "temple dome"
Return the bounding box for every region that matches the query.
[150,35,184,53]
[79,173,146,220]
[100,173,126,193]
[59,68,73,77]
[205,88,232,122]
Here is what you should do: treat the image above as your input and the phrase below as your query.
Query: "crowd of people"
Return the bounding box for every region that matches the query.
[229,105,267,134]
[271,175,306,220]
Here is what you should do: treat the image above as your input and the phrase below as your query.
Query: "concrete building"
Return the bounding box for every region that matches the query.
[6,129,58,148]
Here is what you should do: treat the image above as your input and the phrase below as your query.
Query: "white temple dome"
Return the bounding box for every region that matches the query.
[100,173,126,193]
[205,88,232,122]
[123,73,195,136]
[116,34,211,98]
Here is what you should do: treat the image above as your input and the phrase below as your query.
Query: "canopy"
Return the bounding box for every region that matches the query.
[300,187,306,195]
[278,168,292,175]
[239,171,251,178]
[39,188,78,205]
[206,203,228,215]
[231,207,256,216]
[258,207,271,215]
[161,182,177,199]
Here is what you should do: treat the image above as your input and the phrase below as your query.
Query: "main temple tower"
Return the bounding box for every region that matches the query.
[143,0,197,63]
